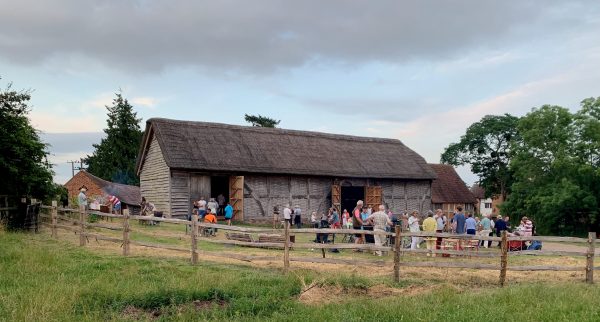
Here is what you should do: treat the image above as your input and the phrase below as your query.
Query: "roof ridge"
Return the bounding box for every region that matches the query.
[148,118,403,144]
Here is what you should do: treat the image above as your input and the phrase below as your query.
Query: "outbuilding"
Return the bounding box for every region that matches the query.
[136,118,437,223]
[63,170,141,215]
[429,164,476,217]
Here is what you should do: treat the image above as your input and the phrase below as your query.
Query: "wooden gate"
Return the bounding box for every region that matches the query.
[331,185,341,213]
[365,186,382,210]
[229,176,244,221]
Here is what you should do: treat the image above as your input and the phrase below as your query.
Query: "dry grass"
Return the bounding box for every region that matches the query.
[41,221,597,288]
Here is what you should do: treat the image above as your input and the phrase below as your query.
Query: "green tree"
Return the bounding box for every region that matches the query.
[0,79,54,198]
[503,102,600,235]
[85,92,143,185]
[244,114,280,128]
[441,114,520,200]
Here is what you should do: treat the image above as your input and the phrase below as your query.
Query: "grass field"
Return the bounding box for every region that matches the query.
[2,227,600,321]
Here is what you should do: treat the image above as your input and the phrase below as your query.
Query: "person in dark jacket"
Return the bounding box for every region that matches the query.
[495,216,508,247]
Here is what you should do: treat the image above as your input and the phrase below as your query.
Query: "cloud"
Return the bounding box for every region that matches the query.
[29,111,103,132]
[131,97,158,108]
[0,1,597,74]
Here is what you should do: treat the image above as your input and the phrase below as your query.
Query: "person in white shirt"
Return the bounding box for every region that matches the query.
[197,197,207,218]
[434,209,446,249]
[408,210,421,250]
[283,204,292,227]
[365,205,392,256]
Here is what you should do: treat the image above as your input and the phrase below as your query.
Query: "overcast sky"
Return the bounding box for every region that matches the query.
[2,0,600,184]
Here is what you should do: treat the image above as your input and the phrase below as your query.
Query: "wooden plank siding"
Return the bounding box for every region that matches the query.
[170,171,194,218]
[243,175,432,224]
[139,137,171,216]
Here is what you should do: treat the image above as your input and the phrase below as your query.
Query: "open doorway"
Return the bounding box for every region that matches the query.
[341,186,365,214]
[210,176,229,217]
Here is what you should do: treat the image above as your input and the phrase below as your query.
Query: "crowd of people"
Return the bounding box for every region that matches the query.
[78,187,539,253]
[280,201,540,255]
[190,196,234,226]
[404,206,539,253]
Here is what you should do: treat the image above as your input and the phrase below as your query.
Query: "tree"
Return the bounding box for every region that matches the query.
[440,114,520,200]
[85,92,143,185]
[503,102,600,235]
[244,114,280,128]
[0,78,55,198]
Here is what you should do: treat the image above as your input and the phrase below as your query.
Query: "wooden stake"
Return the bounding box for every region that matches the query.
[499,230,508,287]
[79,205,86,246]
[586,232,595,284]
[394,225,401,282]
[122,208,130,256]
[51,200,58,238]
[191,214,199,264]
[284,220,290,273]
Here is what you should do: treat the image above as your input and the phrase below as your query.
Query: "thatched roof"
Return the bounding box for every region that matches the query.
[137,118,436,180]
[430,164,476,204]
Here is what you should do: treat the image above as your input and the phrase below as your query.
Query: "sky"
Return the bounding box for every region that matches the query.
[2,1,600,185]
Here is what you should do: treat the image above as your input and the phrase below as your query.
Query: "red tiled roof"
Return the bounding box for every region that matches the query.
[429,164,476,204]
[470,184,486,199]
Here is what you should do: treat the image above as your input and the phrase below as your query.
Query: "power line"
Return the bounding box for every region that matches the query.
[66,159,87,178]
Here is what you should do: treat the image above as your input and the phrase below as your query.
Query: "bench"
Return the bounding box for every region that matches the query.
[225,232,254,243]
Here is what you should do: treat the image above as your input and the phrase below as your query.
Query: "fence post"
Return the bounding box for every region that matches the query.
[283,221,290,273]
[51,200,58,238]
[586,232,595,284]
[191,214,199,264]
[499,230,508,287]
[394,225,401,282]
[122,208,130,256]
[79,205,86,246]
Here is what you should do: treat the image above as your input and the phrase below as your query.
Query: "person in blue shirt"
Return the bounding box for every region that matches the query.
[465,213,477,235]
[452,206,466,234]
[224,202,234,226]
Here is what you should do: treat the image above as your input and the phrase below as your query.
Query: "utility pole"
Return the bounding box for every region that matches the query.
[67,159,87,178]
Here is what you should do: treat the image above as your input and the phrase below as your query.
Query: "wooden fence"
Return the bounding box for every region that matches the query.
[38,202,598,286]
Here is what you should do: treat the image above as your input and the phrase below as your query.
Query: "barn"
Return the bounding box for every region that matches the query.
[135,118,437,223]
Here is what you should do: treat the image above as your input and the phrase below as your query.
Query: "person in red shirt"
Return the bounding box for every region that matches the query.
[352,200,364,248]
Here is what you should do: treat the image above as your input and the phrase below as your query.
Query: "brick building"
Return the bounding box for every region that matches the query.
[63,170,141,215]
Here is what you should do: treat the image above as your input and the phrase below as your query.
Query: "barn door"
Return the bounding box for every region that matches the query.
[229,176,244,221]
[331,185,341,213]
[365,186,382,210]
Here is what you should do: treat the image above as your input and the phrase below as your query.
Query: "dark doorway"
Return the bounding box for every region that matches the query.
[210,176,229,217]
[341,186,365,214]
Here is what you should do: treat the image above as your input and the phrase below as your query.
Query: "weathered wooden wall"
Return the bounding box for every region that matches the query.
[243,175,331,223]
[376,179,432,215]
[243,175,432,223]
[169,171,188,218]
[139,137,171,216]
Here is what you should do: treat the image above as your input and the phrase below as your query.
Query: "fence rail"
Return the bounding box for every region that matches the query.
[38,202,597,286]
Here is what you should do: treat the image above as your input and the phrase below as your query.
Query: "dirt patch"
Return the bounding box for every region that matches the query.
[121,299,228,320]
[298,284,437,305]
[193,299,228,310]
[122,305,163,320]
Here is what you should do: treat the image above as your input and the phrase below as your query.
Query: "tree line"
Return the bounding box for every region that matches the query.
[442,98,600,236]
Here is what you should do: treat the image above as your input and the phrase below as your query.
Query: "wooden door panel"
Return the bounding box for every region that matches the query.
[365,186,382,210]
[229,176,244,221]
[331,185,341,213]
